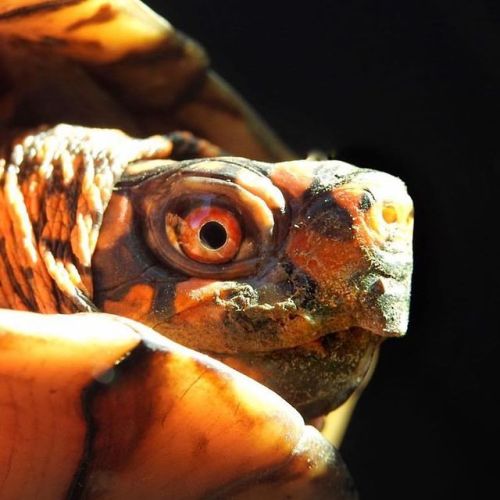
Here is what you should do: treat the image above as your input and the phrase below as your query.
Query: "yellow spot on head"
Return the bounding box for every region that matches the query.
[382,205,398,224]
[103,284,155,321]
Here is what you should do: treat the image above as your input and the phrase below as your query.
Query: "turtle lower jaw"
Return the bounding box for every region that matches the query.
[210,327,381,420]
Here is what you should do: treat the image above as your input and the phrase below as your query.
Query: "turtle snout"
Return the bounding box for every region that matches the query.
[330,171,414,336]
[282,165,414,338]
[332,171,414,255]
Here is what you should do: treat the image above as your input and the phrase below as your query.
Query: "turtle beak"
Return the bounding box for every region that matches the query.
[337,170,414,337]
[273,161,414,339]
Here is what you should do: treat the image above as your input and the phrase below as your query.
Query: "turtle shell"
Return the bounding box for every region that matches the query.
[0,0,292,161]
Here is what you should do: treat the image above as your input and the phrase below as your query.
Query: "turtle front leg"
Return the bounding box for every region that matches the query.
[0,309,357,499]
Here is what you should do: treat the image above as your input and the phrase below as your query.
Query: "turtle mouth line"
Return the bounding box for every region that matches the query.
[279,326,376,353]
[221,325,381,357]
[201,326,379,362]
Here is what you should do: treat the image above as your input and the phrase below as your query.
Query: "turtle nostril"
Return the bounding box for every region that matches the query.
[364,196,414,246]
[382,205,398,224]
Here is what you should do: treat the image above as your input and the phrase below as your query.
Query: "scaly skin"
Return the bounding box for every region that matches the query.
[0,2,413,498]
[95,153,413,417]
[0,125,219,312]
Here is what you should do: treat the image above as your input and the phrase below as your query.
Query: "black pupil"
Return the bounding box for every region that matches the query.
[199,221,227,250]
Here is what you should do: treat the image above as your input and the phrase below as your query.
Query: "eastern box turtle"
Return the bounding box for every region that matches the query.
[0,1,414,498]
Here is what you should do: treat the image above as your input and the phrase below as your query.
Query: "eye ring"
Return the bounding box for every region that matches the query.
[133,164,289,279]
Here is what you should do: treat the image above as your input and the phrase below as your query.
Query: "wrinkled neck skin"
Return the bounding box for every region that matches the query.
[0,125,171,312]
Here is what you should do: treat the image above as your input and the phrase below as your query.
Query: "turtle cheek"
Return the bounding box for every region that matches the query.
[150,276,319,354]
[100,283,156,321]
[284,221,368,331]
[152,303,229,352]
[148,278,251,353]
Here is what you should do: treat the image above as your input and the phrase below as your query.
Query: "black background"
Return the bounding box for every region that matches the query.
[146,2,498,498]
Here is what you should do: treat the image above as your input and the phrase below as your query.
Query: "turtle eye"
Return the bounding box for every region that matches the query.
[133,161,288,279]
[166,206,242,264]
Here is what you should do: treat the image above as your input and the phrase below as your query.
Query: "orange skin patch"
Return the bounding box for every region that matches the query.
[334,187,373,247]
[285,188,369,311]
[94,193,133,252]
[270,161,315,199]
[286,225,365,290]
[103,283,155,322]
[174,278,235,314]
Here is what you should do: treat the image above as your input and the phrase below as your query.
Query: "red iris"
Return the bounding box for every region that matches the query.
[173,206,242,264]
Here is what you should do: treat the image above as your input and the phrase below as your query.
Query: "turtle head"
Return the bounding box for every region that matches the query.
[93,157,413,418]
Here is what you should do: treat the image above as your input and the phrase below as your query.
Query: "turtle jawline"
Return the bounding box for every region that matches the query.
[275,326,377,354]
[215,326,381,421]
[293,326,380,419]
